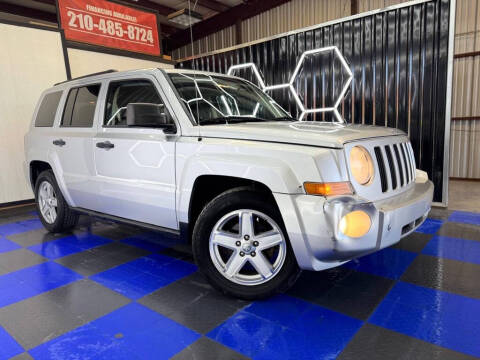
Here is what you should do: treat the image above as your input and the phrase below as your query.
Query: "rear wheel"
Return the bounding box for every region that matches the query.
[192,188,300,299]
[35,170,78,233]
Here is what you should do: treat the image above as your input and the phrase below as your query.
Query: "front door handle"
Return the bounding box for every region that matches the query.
[53,139,66,146]
[96,141,115,150]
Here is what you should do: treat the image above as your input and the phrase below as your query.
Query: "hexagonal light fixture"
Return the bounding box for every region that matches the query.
[227,46,353,122]
[227,63,266,90]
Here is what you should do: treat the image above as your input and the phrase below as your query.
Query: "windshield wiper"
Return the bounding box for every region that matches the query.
[199,117,263,125]
[272,117,295,121]
[197,118,231,125]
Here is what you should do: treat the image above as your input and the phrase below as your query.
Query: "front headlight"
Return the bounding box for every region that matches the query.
[350,146,374,186]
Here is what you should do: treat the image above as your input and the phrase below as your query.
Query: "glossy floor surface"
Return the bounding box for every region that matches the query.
[0,205,479,359]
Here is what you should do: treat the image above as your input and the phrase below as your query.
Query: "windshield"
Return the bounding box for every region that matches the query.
[168,72,293,125]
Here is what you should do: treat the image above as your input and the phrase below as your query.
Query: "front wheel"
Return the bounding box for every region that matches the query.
[192,188,300,300]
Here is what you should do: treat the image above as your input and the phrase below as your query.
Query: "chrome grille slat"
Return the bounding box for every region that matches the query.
[407,143,416,180]
[399,143,407,183]
[406,143,414,182]
[386,145,400,190]
[407,143,415,181]
[400,143,411,183]
[374,146,388,192]
[393,144,405,187]
[380,146,392,191]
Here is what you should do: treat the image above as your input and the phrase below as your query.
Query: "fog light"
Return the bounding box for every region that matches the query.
[339,210,371,238]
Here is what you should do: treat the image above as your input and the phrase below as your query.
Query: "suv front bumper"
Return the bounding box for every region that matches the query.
[274,171,434,271]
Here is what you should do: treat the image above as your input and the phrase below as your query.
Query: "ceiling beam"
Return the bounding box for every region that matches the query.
[167,0,292,51]
[160,23,179,36]
[195,0,230,12]
[31,0,179,19]
[0,2,57,23]
[29,0,57,8]
[117,0,176,16]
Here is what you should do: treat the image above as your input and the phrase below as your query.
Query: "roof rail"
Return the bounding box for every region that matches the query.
[54,69,118,86]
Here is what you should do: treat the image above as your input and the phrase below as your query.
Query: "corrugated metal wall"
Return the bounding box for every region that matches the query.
[172,0,350,59]
[241,0,350,43]
[450,0,480,178]
[172,25,236,60]
[177,0,453,204]
[359,0,412,12]
[173,0,479,180]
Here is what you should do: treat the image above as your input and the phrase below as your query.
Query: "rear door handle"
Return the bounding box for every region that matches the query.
[96,141,115,150]
[53,139,66,146]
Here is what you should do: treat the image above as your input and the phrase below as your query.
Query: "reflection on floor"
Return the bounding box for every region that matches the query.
[0,205,479,359]
[449,179,480,212]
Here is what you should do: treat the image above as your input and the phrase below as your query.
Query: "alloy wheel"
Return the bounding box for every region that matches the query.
[38,181,58,224]
[209,209,287,286]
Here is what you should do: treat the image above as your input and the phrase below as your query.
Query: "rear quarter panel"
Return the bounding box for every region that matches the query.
[24,87,75,205]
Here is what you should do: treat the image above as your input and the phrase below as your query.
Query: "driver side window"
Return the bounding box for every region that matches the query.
[104,79,163,127]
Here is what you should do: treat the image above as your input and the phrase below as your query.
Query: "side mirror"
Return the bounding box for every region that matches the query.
[126,103,176,133]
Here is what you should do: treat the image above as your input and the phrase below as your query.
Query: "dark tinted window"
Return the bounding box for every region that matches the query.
[61,84,100,127]
[61,88,77,126]
[104,80,162,127]
[35,91,62,127]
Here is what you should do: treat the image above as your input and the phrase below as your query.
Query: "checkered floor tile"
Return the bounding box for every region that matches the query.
[0,205,479,359]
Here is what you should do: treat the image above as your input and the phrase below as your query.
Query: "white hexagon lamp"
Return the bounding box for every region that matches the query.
[289,46,352,122]
[227,63,267,90]
[227,46,353,122]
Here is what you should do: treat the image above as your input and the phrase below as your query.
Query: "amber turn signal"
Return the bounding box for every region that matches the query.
[304,182,353,196]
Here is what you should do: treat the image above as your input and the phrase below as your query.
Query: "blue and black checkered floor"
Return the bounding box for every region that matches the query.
[0,205,479,359]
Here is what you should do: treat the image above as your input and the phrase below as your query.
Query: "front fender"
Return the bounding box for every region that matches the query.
[175,137,339,224]
[176,153,305,224]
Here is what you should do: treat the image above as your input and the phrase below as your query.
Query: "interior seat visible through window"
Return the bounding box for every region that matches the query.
[104,80,163,127]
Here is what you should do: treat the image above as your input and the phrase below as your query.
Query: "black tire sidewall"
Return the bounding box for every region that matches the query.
[35,170,70,233]
[192,188,300,300]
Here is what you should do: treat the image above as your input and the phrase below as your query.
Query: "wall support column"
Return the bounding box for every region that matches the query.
[235,19,242,45]
[351,0,359,15]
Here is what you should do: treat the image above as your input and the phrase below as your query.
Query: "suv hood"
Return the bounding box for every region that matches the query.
[198,121,405,148]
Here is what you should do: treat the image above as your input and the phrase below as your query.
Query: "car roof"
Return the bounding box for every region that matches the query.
[50,68,156,90]
[163,68,228,77]
[49,67,234,92]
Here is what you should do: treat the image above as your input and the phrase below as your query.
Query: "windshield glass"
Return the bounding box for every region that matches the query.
[168,73,293,125]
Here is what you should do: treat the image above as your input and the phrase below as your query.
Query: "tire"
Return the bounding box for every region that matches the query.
[192,187,301,300]
[35,170,78,233]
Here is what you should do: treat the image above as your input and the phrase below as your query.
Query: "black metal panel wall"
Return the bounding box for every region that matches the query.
[177,0,452,203]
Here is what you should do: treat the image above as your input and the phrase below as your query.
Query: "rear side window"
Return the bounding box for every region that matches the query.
[35,91,62,127]
[61,84,101,127]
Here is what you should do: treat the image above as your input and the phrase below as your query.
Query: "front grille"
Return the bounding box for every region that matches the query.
[374,147,388,192]
[374,141,416,193]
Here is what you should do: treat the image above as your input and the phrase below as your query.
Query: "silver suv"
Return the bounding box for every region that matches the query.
[25,68,433,299]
